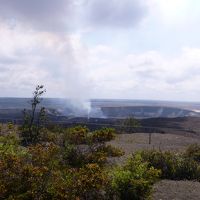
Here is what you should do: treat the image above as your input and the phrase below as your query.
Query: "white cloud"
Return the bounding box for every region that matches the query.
[88,46,200,101]
[0,0,200,102]
[0,24,91,98]
[0,23,200,101]
[153,0,189,23]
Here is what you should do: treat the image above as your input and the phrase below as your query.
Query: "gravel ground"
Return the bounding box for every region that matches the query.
[110,132,200,155]
[152,180,200,200]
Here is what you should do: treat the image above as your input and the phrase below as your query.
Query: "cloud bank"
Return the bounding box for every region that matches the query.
[0,0,148,30]
[89,46,200,101]
[0,0,75,31]
[0,0,199,102]
[85,0,148,28]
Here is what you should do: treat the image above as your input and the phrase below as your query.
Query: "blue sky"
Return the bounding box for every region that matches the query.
[0,0,200,101]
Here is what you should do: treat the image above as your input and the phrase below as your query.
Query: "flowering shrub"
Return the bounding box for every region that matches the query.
[64,126,89,145]
[0,126,124,199]
[72,164,109,199]
[61,126,121,167]
[7,125,200,199]
[89,128,116,143]
[98,144,125,157]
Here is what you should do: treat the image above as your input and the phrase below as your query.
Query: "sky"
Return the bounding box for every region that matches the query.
[0,0,200,101]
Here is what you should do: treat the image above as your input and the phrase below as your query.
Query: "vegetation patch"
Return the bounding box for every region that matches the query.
[1,86,200,199]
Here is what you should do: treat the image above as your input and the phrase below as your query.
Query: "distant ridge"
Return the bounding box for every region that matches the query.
[0,98,200,120]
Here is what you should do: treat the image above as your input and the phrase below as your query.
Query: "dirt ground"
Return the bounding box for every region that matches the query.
[109,133,200,162]
[152,180,200,200]
[109,132,200,200]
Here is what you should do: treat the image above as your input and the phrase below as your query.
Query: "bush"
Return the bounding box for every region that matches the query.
[63,126,89,145]
[0,133,23,156]
[184,144,200,162]
[7,122,14,130]
[0,134,111,199]
[140,149,200,181]
[73,163,109,199]
[0,141,59,199]
[28,143,61,169]
[110,153,161,200]
[62,144,86,167]
[175,157,200,180]
[89,128,116,143]
[98,145,125,157]
[61,126,121,167]
[140,150,177,179]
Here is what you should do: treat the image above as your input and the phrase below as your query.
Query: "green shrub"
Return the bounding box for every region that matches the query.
[140,150,177,179]
[62,144,86,167]
[73,163,109,199]
[98,144,125,157]
[175,157,200,180]
[140,149,200,181]
[63,126,89,145]
[184,144,200,162]
[7,122,14,130]
[28,143,61,169]
[111,153,161,200]
[0,133,24,156]
[61,126,122,167]
[89,128,116,143]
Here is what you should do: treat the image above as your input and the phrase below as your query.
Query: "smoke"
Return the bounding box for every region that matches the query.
[55,34,93,117]
[66,99,91,117]
[59,99,106,118]
[0,0,150,116]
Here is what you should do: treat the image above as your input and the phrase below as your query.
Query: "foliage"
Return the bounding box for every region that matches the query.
[4,124,200,199]
[120,117,141,133]
[72,163,109,199]
[0,129,119,199]
[7,122,14,130]
[89,128,116,143]
[8,85,200,199]
[175,157,200,180]
[140,150,177,179]
[20,85,46,146]
[110,153,160,200]
[0,133,23,156]
[97,144,125,157]
[61,126,120,167]
[0,122,127,199]
[0,85,146,199]
[184,143,200,163]
[140,149,200,180]
[63,126,89,145]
